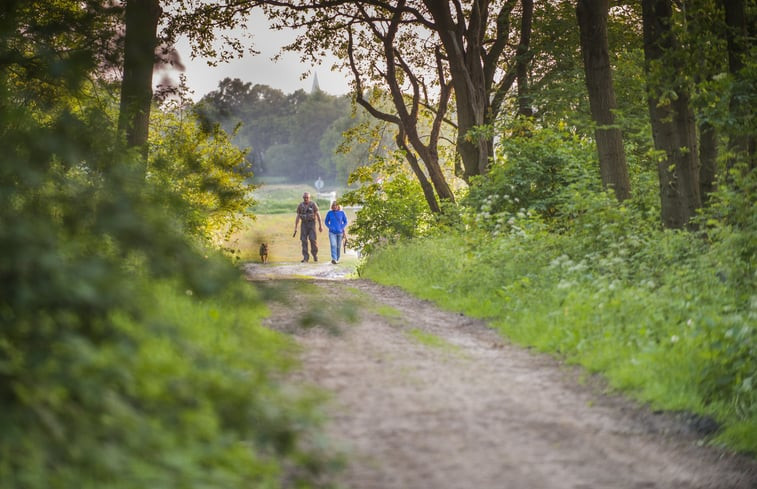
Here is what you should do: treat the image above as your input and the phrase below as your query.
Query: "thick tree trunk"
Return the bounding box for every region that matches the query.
[576,0,631,201]
[425,0,527,181]
[118,0,161,159]
[436,20,489,180]
[454,96,489,180]
[642,0,701,229]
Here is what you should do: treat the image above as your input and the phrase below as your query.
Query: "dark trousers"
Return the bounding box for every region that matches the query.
[300,223,318,260]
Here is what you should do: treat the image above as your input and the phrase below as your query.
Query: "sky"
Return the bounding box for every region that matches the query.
[167,10,351,100]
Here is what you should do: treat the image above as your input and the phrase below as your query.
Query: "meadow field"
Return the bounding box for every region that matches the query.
[233,184,358,263]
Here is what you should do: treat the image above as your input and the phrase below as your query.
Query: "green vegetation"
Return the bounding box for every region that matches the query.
[341,158,434,255]
[1,4,338,487]
[251,185,332,215]
[196,80,382,184]
[359,168,756,454]
[372,304,404,323]
[4,1,755,485]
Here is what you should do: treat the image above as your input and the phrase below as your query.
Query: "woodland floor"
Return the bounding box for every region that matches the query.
[243,260,757,489]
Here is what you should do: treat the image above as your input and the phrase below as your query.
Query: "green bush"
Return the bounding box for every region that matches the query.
[149,103,256,247]
[0,63,338,488]
[1,279,335,488]
[341,156,433,255]
[463,121,597,231]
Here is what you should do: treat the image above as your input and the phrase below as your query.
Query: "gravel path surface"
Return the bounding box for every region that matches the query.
[245,261,757,489]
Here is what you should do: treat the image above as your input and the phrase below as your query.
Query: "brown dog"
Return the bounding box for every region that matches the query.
[259,242,269,264]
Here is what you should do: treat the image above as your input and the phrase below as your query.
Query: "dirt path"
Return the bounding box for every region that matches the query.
[244,262,757,489]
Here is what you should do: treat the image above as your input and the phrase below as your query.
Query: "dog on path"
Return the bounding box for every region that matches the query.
[259,242,269,264]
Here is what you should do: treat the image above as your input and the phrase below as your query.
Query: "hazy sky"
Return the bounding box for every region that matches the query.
[168,11,351,100]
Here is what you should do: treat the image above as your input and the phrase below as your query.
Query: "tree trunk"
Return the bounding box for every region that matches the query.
[722,0,755,170]
[517,0,533,118]
[425,0,530,181]
[434,12,489,180]
[576,0,632,201]
[118,0,161,159]
[642,0,701,229]
[396,131,441,213]
[348,12,455,212]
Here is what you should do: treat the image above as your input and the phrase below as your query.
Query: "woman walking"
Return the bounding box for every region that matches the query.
[324,201,348,264]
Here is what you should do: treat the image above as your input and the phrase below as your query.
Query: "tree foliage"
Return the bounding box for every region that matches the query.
[160,0,755,230]
[149,98,255,246]
[463,121,597,230]
[1,2,338,486]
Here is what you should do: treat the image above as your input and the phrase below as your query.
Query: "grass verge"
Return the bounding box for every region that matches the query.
[360,231,757,455]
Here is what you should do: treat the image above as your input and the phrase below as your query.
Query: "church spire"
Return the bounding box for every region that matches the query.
[311,73,321,93]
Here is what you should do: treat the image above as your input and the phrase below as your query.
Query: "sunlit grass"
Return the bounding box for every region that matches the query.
[361,232,757,455]
[232,184,358,263]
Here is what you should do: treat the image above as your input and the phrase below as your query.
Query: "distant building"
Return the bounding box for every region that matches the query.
[311,73,321,93]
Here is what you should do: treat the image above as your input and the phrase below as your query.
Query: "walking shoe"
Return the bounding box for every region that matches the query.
[331,260,336,264]
[313,256,318,262]
[301,258,308,263]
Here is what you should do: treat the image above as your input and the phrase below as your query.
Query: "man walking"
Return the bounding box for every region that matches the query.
[294,192,322,262]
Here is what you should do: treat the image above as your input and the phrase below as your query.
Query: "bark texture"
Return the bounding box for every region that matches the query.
[698,121,718,204]
[642,0,701,229]
[425,0,530,180]
[576,0,631,201]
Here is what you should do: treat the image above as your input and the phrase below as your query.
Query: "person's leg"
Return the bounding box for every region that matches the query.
[329,232,338,262]
[334,232,342,262]
[307,226,318,261]
[300,229,309,261]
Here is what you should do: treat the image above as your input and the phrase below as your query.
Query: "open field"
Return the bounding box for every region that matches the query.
[232,184,358,264]
[250,183,342,214]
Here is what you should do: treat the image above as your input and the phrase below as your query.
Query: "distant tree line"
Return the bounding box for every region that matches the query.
[194,78,392,185]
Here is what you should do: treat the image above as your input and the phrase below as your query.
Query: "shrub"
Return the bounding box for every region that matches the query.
[0,78,337,487]
[341,156,433,255]
[463,121,597,231]
[149,103,256,247]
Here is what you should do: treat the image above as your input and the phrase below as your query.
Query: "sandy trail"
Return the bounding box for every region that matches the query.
[244,261,757,489]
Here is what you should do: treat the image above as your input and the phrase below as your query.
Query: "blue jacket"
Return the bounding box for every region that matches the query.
[324,209,348,234]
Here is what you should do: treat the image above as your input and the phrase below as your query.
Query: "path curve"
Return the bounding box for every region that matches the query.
[245,262,757,489]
